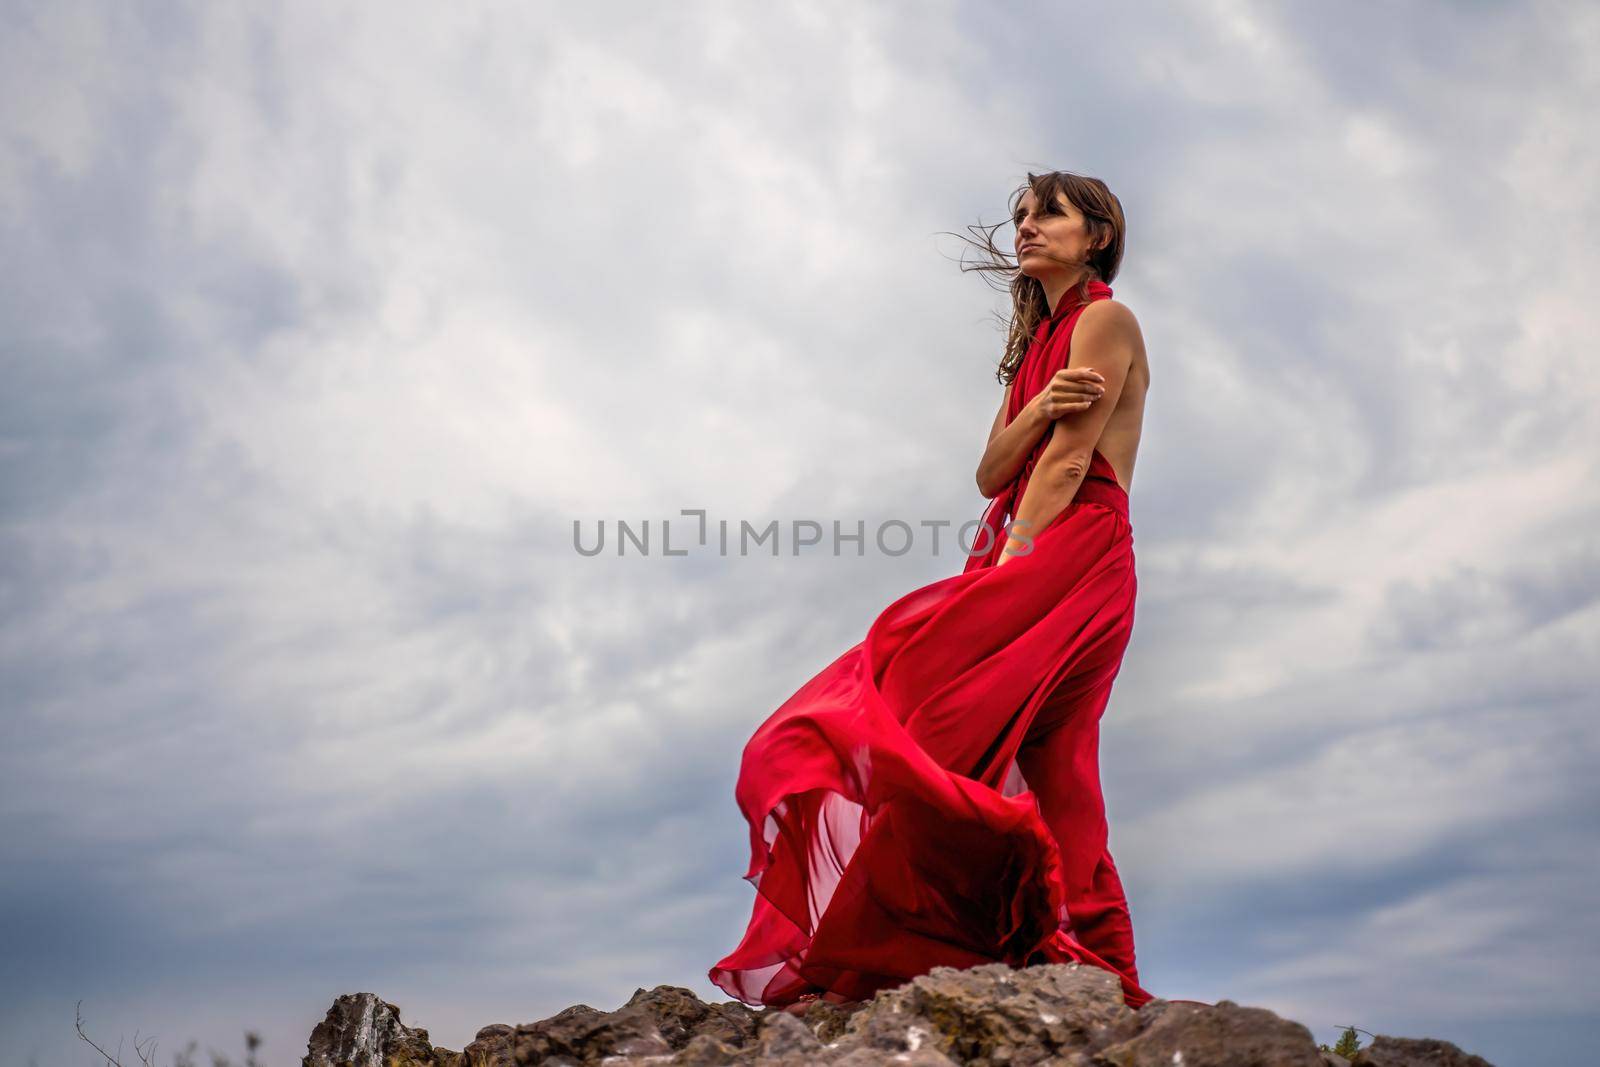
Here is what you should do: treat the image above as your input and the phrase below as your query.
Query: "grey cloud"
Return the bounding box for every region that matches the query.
[3,4,1597,1067]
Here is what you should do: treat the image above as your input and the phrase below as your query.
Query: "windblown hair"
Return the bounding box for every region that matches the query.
[946,170,1126,386]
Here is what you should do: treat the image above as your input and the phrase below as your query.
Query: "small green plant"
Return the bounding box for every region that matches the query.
[1317,1024,1368,1058]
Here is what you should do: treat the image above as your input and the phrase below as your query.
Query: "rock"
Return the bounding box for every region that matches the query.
[618,984,762,1051]
[302,992,461,1067]
[1092,997,1324,1066]
[831,1048,960,1066]
[667,1032,745,1066]
[499,983,765,1065]
[463,1023,516,1067]
[1349,1035,1496,1066]
[842,961,1137,1065]
[300,966,1499,1066]
[755,1011,825,1062]
[762,997,867,1046]
[511,1002,673,1064]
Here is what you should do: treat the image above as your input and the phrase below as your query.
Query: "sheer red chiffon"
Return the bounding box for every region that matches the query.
[709,280,1153,1010]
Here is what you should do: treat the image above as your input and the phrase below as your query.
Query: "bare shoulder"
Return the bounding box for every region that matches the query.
[1075,299,1147,388]
[1078,298,1142,335]
[1076,300,1144,363]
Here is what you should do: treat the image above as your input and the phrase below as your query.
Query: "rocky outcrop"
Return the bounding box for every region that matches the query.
[303,992,459,1067]
[299,963,1496,1067]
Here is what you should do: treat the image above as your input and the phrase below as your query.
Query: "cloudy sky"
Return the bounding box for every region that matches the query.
[4,2,1596,1065]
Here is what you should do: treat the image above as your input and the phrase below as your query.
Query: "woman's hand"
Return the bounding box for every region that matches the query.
[1030,367,1107,419]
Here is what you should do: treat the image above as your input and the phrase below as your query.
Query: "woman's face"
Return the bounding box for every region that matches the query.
[1013,188,1098,279]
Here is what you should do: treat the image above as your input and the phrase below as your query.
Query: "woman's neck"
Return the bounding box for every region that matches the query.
[1042,271,1095,316]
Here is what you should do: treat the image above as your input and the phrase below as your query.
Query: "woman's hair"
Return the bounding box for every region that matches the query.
[947,170,1126,385]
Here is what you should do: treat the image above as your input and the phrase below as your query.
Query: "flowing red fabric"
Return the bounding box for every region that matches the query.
[709,279,1154,1010]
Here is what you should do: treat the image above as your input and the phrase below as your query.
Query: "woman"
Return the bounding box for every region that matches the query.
[708,171,1153,1013]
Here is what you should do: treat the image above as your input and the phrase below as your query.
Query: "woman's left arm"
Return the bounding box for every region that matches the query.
[997,302,1139,566]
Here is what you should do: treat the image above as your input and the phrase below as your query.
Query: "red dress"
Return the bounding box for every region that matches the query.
[708,279,1153,1010]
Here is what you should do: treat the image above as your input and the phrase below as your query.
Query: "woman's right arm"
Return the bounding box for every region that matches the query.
[975,370,1106,497]
[976,383,1043,498]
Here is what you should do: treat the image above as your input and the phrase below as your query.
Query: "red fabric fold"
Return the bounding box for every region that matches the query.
[709,279,1154,1010]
